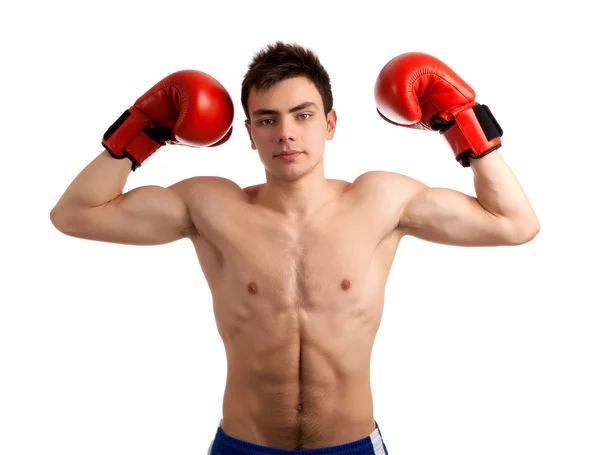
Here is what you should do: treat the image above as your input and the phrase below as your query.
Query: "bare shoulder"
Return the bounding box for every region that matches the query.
[166,176,249,239]
[350,170,426,201]
[347,171,428,234]
[168,175,249,202]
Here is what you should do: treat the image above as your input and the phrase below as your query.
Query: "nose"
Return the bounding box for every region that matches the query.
[276,116,297,143]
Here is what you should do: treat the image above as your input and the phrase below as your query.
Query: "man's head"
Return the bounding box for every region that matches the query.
[241,42,337,181]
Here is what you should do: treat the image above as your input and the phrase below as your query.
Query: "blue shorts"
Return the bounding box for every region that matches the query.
[207,420,389,455]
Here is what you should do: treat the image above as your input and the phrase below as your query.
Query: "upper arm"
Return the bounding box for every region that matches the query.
[400,185,515,246]
[359,170,514,247]
[52,177,204,246]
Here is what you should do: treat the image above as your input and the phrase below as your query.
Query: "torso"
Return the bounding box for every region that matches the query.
[185,175,404,449]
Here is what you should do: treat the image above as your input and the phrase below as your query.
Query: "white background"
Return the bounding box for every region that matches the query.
[1,1,598,454]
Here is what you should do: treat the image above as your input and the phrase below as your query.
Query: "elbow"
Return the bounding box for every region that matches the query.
[50,207,77,235]
[49,208,64,231]
[506,216,540,245]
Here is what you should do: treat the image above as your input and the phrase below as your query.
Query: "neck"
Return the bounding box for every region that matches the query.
[258,163,336,220]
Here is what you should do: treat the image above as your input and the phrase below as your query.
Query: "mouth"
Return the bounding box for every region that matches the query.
[275,150,302,157]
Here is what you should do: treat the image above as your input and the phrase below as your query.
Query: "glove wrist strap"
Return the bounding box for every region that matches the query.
[432,103,503,167]
[102,107,166,171]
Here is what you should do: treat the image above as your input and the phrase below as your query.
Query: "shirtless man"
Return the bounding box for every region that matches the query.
[50,42,539,454]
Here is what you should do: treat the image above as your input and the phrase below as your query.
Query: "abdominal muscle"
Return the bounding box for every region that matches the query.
[217,290,381,449]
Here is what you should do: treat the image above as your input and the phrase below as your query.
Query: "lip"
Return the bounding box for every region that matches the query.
[275,150,302,157]
[275,151,302,161]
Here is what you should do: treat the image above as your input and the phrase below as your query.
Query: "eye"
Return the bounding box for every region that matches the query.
[258,118,274,126]
[298,113,312,120]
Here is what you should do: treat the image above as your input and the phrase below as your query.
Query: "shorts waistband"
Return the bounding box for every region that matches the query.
[208,420,388,455]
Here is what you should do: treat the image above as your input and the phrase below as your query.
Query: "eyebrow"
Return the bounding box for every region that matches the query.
[252,101,317,118]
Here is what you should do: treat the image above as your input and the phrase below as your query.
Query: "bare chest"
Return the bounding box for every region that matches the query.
[191,203,401,308]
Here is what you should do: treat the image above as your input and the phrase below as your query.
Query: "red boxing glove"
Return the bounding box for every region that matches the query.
[102,70,234,171]
[374,52,503,167]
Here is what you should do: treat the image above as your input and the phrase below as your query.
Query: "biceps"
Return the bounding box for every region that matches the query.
[55,185,193,246]
[399,187,512,246]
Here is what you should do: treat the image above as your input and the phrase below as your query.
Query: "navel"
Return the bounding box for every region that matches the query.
[341,279,351,291]
[247,281,259,294]
[297,403,303,412]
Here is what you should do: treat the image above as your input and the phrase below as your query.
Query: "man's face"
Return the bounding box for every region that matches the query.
[245,76,336,181]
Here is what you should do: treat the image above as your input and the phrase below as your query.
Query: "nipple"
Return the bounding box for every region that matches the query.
[247,282,259,294]
[341,279,351,291]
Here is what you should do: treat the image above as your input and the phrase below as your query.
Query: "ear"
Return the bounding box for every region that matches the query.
[245,120,257,150]
[326,109,337,140]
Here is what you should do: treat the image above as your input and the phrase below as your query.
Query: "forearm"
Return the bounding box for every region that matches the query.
[52,150,132,211]
[470,151,539,227]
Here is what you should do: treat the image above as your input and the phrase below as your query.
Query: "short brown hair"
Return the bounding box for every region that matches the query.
[241,41,333,121]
